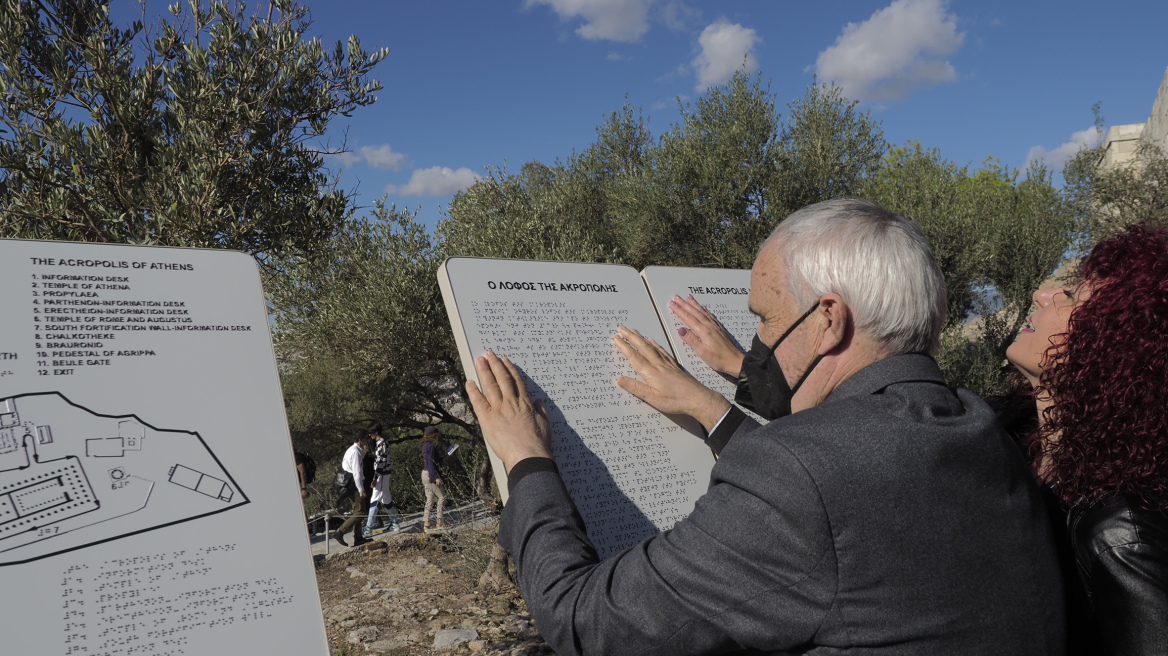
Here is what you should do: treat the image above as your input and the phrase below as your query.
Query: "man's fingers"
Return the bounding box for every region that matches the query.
[616,375,653,401]
[499,356,529,401]
[491,352,523,399]
[465,379,491,416]
[483,351,519,399]
[618,327,666,365]
[613,329,651,369]
[474,354,504,406]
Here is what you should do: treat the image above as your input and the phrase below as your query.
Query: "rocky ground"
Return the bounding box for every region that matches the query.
[316,516,555,656]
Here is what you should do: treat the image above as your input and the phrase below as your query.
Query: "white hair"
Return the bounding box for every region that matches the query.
[762,198,947,355]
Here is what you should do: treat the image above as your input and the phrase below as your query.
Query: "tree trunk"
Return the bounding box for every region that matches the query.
[475,441,498,509]
[478,542,514,591]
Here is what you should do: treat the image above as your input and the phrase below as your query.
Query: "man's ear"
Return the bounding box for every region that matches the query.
[816,294,850,356]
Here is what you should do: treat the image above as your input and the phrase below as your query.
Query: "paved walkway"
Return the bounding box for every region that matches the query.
[307,500,497,557]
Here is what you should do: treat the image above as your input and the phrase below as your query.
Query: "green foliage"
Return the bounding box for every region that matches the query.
[268,202,500,512]
[863,142,987,324]
[0,0,386,257]
[1064,138,1168,244]
[270,202,467,434]
[934,327,1014,399]
[862,145,1074,394]
[775,80,885,211]
[629,71,781,269]
[440,160,624,264]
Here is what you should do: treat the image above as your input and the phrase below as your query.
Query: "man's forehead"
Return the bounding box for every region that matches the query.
[750,242,787,314]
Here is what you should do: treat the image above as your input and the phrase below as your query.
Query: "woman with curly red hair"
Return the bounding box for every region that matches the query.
[1006,223,1168,655]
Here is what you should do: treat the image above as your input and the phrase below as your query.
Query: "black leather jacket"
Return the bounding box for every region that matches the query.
[1069,494,1168,655]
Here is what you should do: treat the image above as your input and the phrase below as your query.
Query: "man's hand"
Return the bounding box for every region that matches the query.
[613,326,731,432]
[669,295,747,378]
[359,490,367,498]
[466,351,553,474]
[435,478,443,486]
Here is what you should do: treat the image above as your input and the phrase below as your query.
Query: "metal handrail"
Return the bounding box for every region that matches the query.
[308,510,399,555]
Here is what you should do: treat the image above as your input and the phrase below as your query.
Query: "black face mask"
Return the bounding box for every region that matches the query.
[735,304,823,420]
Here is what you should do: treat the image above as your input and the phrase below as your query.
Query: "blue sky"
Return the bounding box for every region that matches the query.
[117,1,1168,229]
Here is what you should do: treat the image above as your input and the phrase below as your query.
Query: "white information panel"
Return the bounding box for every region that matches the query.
[439,258,714,559]
[641,266,765,423]
[0,240,327,655]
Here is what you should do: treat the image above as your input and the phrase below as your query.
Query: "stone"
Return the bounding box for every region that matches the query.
[415,557,429,565]
[364,636,409,653]
[323,605,358,623]
[433,628,479,650]
[347,626,380,644]
[468,639,487,652]
[370,586,408,597]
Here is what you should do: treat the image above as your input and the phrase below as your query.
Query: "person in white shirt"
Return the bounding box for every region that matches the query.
[335,430,373,547]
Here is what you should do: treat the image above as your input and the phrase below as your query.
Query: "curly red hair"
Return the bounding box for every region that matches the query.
[1036,224,1168,510]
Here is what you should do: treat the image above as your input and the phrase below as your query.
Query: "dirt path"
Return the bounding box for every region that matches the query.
[316,517,555,655]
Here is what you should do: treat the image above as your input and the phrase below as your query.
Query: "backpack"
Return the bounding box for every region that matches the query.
[295,451,316,485]
[331,469,354,496]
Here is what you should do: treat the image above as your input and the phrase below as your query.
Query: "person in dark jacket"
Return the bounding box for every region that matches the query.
[466,199,1065,655]
[421,426,445,531]
[1005,223,1168,655]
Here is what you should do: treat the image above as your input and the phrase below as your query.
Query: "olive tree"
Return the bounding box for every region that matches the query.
[0,0,386,258]
[864,145,1074,396]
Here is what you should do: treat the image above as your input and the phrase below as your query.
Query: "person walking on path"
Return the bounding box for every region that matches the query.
[364,422,400,537]
[421,426,446,531]
[336,430,373,547]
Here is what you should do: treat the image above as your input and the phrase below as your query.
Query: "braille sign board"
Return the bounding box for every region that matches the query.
[0,239,328,655]
[439,258,760,559]
[640,266,765,424]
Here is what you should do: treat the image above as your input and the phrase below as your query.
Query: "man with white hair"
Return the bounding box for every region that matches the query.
[466,199,1065,655]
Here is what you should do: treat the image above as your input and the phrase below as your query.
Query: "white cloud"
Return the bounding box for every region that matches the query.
[813,0,964,102]
[333,144,407,171]
[527,0,651,42]
[606,52,628,62]
[1026,127,1100,171]
[691,20,758,91]
[659,1,701,32]
[385,166,481,197]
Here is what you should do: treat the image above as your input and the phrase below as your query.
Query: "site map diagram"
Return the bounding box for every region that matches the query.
[0,392,248,565]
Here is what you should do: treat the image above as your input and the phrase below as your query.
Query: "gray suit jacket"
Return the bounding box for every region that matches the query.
[499,353,1065,655]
